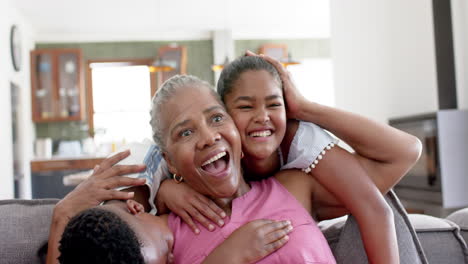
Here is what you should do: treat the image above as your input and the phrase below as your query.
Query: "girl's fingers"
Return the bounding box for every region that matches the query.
[244,50,257,56]
[197,195,227,223]
[178,210,200,235]
[261,54,286,73]
[187,206,216,232]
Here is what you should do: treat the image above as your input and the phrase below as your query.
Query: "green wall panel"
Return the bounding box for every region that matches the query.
[37,40,214,84]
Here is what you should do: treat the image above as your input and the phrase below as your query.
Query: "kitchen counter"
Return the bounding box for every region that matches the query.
[30,156,106,172]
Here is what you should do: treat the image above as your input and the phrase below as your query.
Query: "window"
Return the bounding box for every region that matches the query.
[287,58,335,107]
[91,65,153,148]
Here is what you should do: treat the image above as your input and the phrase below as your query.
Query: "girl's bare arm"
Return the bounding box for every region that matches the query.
[261,54,422,194]
[276,167,399,264]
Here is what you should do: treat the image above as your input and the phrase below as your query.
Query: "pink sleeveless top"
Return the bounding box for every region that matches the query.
[168,177,336,263]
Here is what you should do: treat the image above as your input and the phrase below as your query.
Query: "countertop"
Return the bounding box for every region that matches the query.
[31,156,106,172]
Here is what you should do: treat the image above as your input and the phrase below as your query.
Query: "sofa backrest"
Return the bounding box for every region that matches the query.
[320,190,429,264]
[0,199,58,264]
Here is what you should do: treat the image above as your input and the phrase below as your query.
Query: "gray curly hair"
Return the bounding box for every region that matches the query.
[149,75,222,151]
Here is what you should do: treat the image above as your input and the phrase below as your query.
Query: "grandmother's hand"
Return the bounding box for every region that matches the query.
[157,179,226,234]
[202,219,293,264]
[54,150,147,220]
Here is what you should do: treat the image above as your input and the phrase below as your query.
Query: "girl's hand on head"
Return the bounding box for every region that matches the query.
[157,179,227,234]
[259,54,308,120]
[244,50,308,120]
[55,150,147,219]
[203,219,292,264]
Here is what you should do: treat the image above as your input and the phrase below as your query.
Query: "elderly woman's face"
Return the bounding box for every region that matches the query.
[161,85,243,198]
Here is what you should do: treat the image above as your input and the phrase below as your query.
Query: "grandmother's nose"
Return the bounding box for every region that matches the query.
[197,125,221,149]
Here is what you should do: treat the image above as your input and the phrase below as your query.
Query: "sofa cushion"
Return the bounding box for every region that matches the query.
[447,208,468,246]
[319,190,428,263]
[0,199,58,264]
[410,214,468,264]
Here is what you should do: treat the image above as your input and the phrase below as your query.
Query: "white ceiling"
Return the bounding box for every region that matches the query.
[11,0,330,42]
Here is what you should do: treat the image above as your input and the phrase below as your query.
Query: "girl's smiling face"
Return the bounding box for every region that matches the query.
[160,85,245,199]
[224,69,287,161]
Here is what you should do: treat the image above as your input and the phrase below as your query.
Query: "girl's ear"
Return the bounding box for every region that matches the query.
[163,152,178,175]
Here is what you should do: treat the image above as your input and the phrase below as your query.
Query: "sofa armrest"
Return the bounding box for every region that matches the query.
[447,208,468,246]
[410,213,468,264]
[0,199,59,264]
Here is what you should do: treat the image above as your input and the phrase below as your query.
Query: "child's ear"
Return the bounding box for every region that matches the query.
[126,199,145,215]
[163,152,178,176]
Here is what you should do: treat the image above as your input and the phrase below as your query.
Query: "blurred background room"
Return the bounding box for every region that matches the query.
[1,0,467,217]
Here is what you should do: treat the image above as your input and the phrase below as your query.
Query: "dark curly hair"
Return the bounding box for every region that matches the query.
[217,56,282,102]
[58,207,145,264]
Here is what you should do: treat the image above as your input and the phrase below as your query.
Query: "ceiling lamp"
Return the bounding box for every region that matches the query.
[211,56,230,72]
[281,52,300,68]
[149,58,176,72]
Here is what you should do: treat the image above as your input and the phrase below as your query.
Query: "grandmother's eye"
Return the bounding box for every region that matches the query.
[180,129,193,137]
[212,114,223,122]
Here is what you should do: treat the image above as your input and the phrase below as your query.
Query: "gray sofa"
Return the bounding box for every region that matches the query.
[1,193,468,264]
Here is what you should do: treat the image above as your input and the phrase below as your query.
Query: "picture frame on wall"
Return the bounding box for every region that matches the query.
[157,45,187,87]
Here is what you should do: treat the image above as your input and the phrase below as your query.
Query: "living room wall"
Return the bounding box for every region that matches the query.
[35,40,213,141]
[330,0,439,123]
[0,2,35,199]
[34,38,330,141]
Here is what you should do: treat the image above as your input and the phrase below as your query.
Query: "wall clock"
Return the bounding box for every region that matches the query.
[10,25,22,72]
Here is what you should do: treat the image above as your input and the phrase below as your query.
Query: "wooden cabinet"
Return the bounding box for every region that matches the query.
[30,49,84,122]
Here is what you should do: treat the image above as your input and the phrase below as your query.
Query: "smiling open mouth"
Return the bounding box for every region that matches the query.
[201,151,230,175]
[249,130,272,138]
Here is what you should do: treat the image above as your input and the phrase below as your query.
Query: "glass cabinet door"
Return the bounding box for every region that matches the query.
[31,49,83,122]
[58,52,80,118]
[34,53,56,119]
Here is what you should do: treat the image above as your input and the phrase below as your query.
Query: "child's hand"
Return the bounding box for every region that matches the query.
[126,199,145,215]
[244,50,308,120]
[55,150,147,219]
[157,179,227,234]
[260,54,308,120]
[203,219,293,264]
